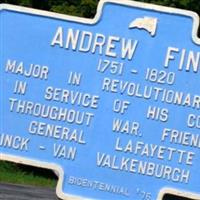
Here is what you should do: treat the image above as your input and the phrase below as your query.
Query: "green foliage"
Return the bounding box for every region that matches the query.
[0,161,57,187]
[136,0,200,15]
[49,0,98,18]
[0,0,199,17]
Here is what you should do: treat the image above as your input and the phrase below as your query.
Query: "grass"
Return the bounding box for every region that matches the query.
[0,161,57,188]
[0,162,191,200]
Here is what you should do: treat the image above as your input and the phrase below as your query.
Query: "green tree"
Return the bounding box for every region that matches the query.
[136,0,200,15]
[50,0,98,17]
[0,0,199,17]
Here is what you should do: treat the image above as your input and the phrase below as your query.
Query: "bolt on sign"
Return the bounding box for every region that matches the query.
[0,0,200,199]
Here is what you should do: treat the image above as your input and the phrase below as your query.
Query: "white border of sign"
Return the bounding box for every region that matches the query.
[0,0,200,199]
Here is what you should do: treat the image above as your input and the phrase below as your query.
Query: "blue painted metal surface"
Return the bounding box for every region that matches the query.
[0,1,200,199]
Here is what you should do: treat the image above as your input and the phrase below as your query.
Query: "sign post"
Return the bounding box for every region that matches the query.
[0,1,200,199]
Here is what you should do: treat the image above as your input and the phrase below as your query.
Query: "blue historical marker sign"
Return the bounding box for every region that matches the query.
[0,0,200,199]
